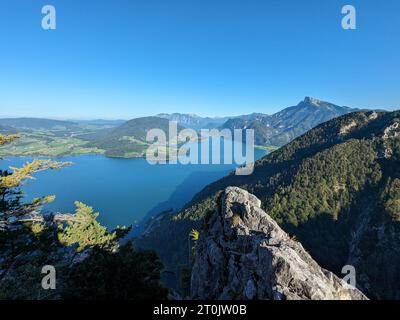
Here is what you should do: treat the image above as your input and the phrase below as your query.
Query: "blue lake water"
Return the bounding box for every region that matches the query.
[0,148,267,231]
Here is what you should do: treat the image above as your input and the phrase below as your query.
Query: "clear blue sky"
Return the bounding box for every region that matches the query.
[0,0,399,119]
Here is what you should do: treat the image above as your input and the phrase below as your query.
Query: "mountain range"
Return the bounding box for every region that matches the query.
[0,118,81,134]
[221,97,356,146]
[74,97,360,158]
[136,109,400,299]
[156,113,231,130]
[0,97,360,158]
[157,97,358,147]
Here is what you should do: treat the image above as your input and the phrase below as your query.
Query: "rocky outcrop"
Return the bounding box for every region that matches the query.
[382,121,400,158]
[303,96,322,107]
[339,120,357,136]
[191,187,367,300]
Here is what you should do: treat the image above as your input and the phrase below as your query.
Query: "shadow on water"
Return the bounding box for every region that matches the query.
[131,168,232,236]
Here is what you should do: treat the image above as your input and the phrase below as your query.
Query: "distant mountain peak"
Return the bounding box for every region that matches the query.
[157,112,200,118]
[220,97,358,147]
[156,113,231,129]
[302,96,323,107]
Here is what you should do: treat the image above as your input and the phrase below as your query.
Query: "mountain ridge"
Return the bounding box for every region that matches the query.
[156,113,232,130]
[0,117,80,131]
[220,97,358,146]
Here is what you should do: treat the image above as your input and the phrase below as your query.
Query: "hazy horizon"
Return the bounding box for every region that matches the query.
[0,96,397,121]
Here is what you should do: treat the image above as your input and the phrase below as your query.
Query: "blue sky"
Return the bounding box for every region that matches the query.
[0,0,399,119]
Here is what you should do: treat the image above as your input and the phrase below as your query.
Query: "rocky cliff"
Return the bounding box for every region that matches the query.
[191,187,367,300]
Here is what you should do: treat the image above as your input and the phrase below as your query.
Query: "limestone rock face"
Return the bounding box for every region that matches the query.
[191,187,367,300]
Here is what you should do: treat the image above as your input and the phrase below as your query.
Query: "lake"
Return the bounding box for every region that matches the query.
[0,148,267,231]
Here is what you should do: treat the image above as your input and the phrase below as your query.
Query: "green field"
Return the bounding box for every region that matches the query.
[0,132,281,159]
[0,131,106,157]
[0,118,281,159]
[254,145,279,152]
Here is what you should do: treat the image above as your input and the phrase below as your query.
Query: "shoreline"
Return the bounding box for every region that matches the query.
[254,145,279,152]
[0,145,279,160]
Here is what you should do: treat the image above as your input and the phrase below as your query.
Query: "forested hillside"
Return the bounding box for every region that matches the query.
[80,116,185,157]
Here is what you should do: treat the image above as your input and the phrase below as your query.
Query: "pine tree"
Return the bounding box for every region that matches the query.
[58,202,119,251]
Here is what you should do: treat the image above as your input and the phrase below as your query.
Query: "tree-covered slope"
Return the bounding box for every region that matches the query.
[136,110,400,299]
[80,116,185,157]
